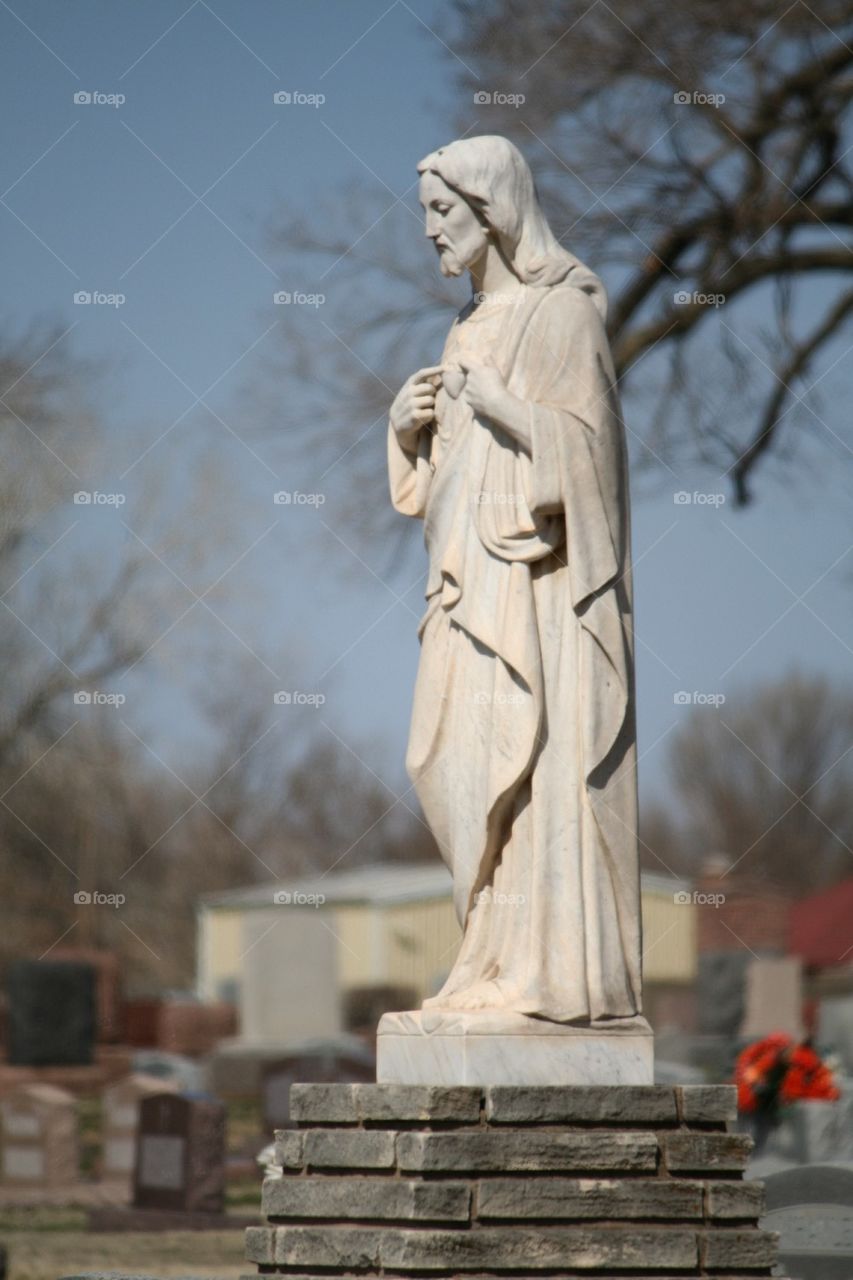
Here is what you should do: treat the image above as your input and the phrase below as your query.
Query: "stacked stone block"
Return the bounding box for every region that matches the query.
[246,1083,784,1277]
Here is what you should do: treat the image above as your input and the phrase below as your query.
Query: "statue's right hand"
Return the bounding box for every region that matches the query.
[390,366,447,445]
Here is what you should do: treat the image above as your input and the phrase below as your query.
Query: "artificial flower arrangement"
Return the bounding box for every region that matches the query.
[735,1033,840,1123]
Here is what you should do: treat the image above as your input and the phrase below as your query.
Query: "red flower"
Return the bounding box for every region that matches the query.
[734,1034,840,1115]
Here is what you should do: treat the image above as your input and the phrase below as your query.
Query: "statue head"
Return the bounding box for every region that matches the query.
[417,135,605,315]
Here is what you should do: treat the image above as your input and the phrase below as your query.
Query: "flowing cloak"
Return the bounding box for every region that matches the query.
[388,273,642,1023]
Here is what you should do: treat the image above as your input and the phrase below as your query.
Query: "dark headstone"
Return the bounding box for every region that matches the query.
[261,1046,374,1131]
[762,1162,853,1280]
[133,1093,225,1214]
[6,960,95,1066]
[342,984,417,1034]
[697,951,749,1037]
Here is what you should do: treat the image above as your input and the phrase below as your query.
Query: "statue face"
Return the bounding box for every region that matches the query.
[419,170,489,278]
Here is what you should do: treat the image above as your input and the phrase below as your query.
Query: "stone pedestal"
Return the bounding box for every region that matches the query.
[377,1009,654,1085]
[245,1083,787,1278]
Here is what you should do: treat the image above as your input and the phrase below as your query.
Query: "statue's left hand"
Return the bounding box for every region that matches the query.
[458,359,531,452]
[457,359,511,423]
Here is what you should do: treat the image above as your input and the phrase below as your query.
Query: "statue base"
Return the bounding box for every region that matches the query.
[377,1008,654,1086]
[246,1082,785,1278]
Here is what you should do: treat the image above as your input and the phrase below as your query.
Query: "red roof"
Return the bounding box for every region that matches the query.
[790,877,853,969]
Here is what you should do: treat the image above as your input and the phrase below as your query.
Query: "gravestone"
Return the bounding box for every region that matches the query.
[0,1084,78,1185]
[762,1163,853,1279]
[102,1075,178,1180]
[261,1042,374,1131]
[741,956,804,1040]
[133,1093,225,1213]
[6,959,95,1065]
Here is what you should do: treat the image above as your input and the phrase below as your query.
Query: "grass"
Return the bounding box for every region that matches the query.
[1,1228,248,1280]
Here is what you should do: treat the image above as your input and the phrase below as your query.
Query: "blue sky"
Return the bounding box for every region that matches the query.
[2,0,851,814]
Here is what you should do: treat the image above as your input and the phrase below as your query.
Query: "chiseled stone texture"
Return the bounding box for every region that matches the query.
[477,1176,703,1220]
[397,1129,659,1173]
[263,1175,471,1222]
[246,1084,786,1279]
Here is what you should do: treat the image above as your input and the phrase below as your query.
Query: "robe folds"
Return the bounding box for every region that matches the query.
[388,273,642,1023]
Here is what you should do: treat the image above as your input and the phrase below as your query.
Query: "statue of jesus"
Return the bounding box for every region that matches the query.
[388,136,643,1026]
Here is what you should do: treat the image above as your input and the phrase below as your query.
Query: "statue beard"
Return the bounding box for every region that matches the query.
[437,247,465,278]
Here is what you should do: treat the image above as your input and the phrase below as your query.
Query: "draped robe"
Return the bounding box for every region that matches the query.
[388,275,643,1023]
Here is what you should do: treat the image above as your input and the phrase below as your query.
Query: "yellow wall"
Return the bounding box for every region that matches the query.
[197,908,244,1001]
[333,899,461,1002]
[641,890,697,983]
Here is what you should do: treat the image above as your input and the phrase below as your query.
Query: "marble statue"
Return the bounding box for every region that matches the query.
[381,136,650,1084]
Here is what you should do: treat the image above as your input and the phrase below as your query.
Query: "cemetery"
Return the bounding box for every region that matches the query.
[1,3,852,1280]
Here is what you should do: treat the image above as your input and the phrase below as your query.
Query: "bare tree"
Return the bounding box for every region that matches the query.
[660,671,853,891]
[263,0,852,528]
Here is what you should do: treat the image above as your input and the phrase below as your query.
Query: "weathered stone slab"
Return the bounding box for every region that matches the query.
[677,1084,738,1124]
[701,1227,779,1269]
[356,1084,482,1124]
[477,1176,703,1220]
[397,1130,658,1173]
[288,1083,358,1124]
[663,1131,753,1172]
[706,1179,765,1219]
[485,1085,677,1125]
[273,1130,303,1169]
[263,1175,471,1222]
[379,1225,698,1271]
[273,1225,381,1268]
[300,1129,397,1169]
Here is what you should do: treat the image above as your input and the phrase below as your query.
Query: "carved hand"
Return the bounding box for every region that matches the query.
[390,365,447,448]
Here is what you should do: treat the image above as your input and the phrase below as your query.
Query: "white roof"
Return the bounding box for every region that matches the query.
[201,860,453,910]
[202,860,688,911]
